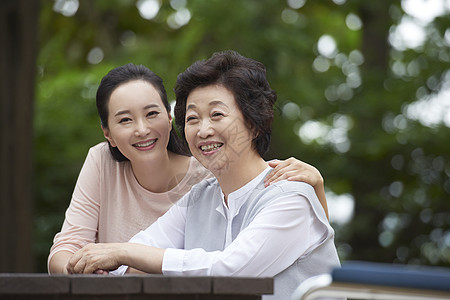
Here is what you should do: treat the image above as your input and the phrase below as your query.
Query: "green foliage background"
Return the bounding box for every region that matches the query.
[34,0,450,272]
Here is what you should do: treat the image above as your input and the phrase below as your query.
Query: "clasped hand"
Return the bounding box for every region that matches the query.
[66,243,125,274]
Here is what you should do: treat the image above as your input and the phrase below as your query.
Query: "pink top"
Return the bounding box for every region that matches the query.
[48,142,212,265]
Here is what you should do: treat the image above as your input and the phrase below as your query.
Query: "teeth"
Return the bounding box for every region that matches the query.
[200,143,223,152]
[134,140,156,147]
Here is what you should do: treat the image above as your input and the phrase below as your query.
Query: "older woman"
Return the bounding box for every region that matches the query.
[66,51,340,300]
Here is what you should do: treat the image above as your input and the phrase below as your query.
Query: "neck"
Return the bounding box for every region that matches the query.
[131,151,190,193]
[214,154,268,201]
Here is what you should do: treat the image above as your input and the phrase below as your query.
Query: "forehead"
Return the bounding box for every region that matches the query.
[186,85,236,108]
[109,80,162,107]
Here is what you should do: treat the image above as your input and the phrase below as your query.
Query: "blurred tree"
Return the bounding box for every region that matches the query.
[33,0,449,272]
[0,0,40,272]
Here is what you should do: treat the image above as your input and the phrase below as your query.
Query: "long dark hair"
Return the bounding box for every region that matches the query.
[96,63,190,161]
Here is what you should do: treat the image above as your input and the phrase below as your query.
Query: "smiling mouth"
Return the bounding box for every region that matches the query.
[133,139,156,148]
[200,143,223,152]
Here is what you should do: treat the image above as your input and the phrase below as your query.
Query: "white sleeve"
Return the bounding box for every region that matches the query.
[162,193,326,277]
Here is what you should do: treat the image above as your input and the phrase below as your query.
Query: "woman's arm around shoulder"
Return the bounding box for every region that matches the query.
[264,157,328,219]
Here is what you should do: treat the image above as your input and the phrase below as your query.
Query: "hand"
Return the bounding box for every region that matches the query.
[265,157,323,188]
[66,243,125,274]
[265,157,329,219]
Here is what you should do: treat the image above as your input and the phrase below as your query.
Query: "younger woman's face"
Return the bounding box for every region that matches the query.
[102,80,172,163]
[184,84,254,175]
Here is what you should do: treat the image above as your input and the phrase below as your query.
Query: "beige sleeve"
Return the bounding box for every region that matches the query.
[48,145,102,268]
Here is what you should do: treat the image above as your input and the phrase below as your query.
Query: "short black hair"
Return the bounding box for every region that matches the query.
[174,50,277,156]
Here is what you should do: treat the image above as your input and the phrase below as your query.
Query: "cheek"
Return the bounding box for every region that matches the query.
[165,121,173,140]
[184,127,196,146]
[167,122,174,135]
[152,118,171,137]
[108,129,126,145]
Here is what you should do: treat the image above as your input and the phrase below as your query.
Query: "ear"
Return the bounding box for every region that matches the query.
[102,125,117,147]
[168,113,174,129]
[245,120,258,139]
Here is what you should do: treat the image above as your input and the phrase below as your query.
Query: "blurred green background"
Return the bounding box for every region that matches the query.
[31,0,449,272]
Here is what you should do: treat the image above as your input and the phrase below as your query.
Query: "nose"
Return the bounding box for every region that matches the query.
[134,120,150,137]
[197,120,214,138]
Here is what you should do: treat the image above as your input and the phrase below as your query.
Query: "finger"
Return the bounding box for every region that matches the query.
[72,255,89,274]
[70,244,102,274]
[83,263,98,274]
[266,158,291,175]
[67,255,78,274]
[268,167,311,185]
[65,263,71,275]
[265,167,282,186]
[265,160,281,184]
[85,255,113,274]
[267,159,280,168]
[265,169,296,186]
[266,158,308,186]
[67,248,87,274]
[285,174,309,183]
[267,163,299,181]
[94,269,109,275]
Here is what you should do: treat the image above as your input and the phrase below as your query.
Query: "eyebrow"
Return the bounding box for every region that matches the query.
[186,100,227,111]
[114,104,160,117]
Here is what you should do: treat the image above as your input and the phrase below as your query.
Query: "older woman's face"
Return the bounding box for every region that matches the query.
[184,85,254,175]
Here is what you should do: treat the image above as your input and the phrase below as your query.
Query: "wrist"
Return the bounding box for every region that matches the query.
[119,243,133,267]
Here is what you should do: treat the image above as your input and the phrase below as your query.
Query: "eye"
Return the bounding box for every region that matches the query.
[147,111,159,118]
[119,117,132,124]
[186,115,198,123]
[211,112,224,118]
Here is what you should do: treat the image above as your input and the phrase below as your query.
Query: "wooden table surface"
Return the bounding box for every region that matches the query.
[0,273,273,299]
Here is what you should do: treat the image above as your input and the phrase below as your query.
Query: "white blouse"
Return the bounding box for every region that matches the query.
[113,167,327,277]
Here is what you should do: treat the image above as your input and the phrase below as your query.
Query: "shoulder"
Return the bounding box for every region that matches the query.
[183,176,219,205]
[186,157,214,181]
[84,142,126,172]
[88,142,111,157]
[261,180,329,223]
[264,180,316,199]
[244,180,317,214]
[173,176,219,211]
[190,176,218,194]
[190,157,213,176]
[88,142,124,165]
